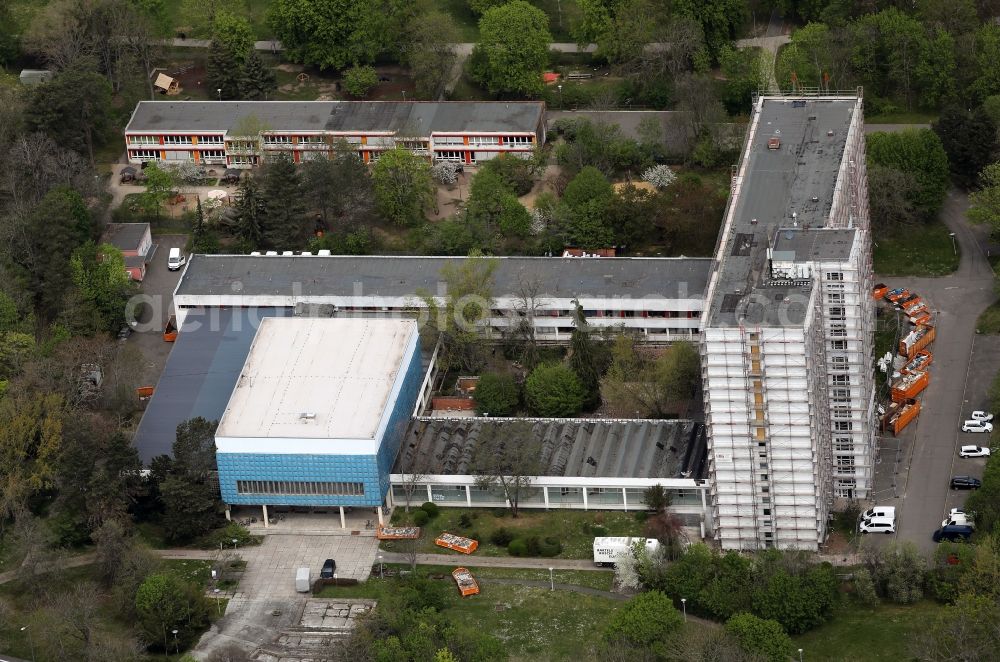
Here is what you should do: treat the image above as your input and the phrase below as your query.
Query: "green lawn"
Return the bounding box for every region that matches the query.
[873,223,960,277]
[865,111,938,125]
[793,600,943,661]
[316,575,625,660]
[382,507,645,559]
[976,301,1000,333]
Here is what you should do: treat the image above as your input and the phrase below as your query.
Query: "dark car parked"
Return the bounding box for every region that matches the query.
[933,525,974,542]
[320,558,336,578]
[950,476,982,490]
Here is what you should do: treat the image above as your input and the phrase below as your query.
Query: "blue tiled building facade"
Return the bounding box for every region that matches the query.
[216,330,423,508]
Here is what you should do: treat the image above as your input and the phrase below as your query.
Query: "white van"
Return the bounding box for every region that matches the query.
[859,517,895,534]
[167,247,186,271]
[861,506,896,522]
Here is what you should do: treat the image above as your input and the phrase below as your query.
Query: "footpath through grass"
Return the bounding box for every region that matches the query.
[976,301,1000,333]
[873,222,959,277]
[382,507,645,559]
[792,600,943,661]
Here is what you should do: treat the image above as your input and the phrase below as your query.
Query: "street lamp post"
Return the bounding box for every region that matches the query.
[557,84,563,108]
[798,648,804,662]
[548,567,554,591]
[379,554,384,579]
[20,625,36,662]
[213,588,222,616]
[681,598,687,622]
[217,88,222,101]
[172,629,179,655]
[232,537,238,551]
[949,232,957,255]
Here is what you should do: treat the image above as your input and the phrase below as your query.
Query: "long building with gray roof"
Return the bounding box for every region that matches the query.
[124,100,546,168]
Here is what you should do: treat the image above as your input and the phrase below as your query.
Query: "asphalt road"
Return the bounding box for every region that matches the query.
[871,189,998,555]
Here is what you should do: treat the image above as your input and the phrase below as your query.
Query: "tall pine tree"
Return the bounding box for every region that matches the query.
[568,301,608,411]
[260,153,307,249]
[232,175,266,249]
[206,40,242,100]
[240,51,277,100]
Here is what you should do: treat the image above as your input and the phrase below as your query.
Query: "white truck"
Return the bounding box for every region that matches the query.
[295,567,311,593]
[593,537,661,566]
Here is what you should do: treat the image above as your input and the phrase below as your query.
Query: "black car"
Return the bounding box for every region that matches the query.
[320,558,336,579]
[933,525,974,543]
[950,475,982,490]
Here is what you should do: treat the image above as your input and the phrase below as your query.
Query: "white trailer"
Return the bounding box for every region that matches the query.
[295,567,311,593]
[592,537,660,566]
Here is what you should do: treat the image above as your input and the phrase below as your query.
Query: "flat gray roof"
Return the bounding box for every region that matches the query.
[125,101,545,135]
[133,308,290,463]
[395,419,707,480]
[175,255,712,301]
[707,98,859,327]
[771,227,856,263]
[103,223,149,252]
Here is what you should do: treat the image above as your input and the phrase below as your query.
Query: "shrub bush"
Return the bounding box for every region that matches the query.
[538,536,563,557]
[508,538,529,556]
[412,510,430,526]
[490,527,515,547]
[474,372,520,416]
[493,508,508,518]
[198,522,261,550]
[458,513,474,529]
[634,511,649,522]
[420,502,440,519]
[591,525,608,537]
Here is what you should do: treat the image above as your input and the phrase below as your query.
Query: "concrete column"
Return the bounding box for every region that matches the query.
[225,505,231,521]
[377,506,384,525]
[622,488,628,512]
[543,486,550,511]
[262,504,269,528]
[339,506,346,529]
[465,485,472,507]
[582,488,588,511]
[386,486,394,509]
[426,484,434,503]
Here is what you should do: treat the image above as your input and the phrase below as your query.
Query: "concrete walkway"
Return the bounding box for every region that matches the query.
[379,550,612,571]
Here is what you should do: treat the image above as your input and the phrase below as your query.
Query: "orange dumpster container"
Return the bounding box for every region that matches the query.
[873,283,889,299]
[376,525,421,540]
[909,310,932,326]
[136,386,155,400]
[435,532,479,554]
[891,370,929,403]
[901,350,932,374]
[886,287,909,303]
[899,324,935,360]
[882,399,920,436]
[452,567,479,596]
[163,314,178,342]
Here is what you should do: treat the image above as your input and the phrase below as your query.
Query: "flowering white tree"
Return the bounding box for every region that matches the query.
[614,548,641,590]
[432,161,461,185]
[642,165,677,189]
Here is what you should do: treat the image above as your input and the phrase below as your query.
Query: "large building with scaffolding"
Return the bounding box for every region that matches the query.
[701,94,875,551]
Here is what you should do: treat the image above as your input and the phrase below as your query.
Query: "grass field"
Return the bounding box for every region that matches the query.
[382,563,616,591]
[873,222,960,277]
[792,600,943,661]
[382,507,645,559]
[316,574,625,660]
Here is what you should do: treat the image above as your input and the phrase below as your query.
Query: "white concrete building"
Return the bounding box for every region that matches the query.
[701,95,874,551]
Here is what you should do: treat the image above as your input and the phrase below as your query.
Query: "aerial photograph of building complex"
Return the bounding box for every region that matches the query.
[2,0,1000,660]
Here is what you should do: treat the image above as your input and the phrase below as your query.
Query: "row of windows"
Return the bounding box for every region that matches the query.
[236,480,365,496]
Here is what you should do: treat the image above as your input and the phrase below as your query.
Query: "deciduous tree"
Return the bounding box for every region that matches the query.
[212,10,254,60]
[343,64,379,98]
[604,590,683,654]
[470,1,552,97]
[372,148,434,226]
[866,129,950,222]
[933,106,998,189]
[969,162,1000,234]
[259,153,308,248]
[465,168,532,238]
[420,254,497,373]
[135,572,210,651]
[725,613,795,662]
[473,372,520,416]
[470,420,542,517]
[524,362,586,417]
[268,0,395,70]
[25,65,113,165]
[404,9,459,99]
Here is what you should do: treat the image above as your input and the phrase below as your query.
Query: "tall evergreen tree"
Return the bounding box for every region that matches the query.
[232,175,266,249]
[569,301,608,410]
[933,105,998,190]
[206,39,242,100]
[240,50,277,100]
[260,154,307,249]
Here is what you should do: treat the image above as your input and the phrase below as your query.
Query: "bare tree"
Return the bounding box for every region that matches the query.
[471,421,542,518]
[502,276,546,369]
[400,534,421,572]
[399,471,427,514]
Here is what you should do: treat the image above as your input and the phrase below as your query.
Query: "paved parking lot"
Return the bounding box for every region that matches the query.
[870,190,998,555]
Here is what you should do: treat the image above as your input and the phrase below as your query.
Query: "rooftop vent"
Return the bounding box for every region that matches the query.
[827,130,834,137]
[299,412,316,420]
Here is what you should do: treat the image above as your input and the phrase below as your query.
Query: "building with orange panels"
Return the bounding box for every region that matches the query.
[123,100,546,169]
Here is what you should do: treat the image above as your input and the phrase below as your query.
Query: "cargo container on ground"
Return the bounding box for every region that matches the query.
[900,325,935,360]
[901,350,932,374]
[882,398,920,436]
[892,370,929,402]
